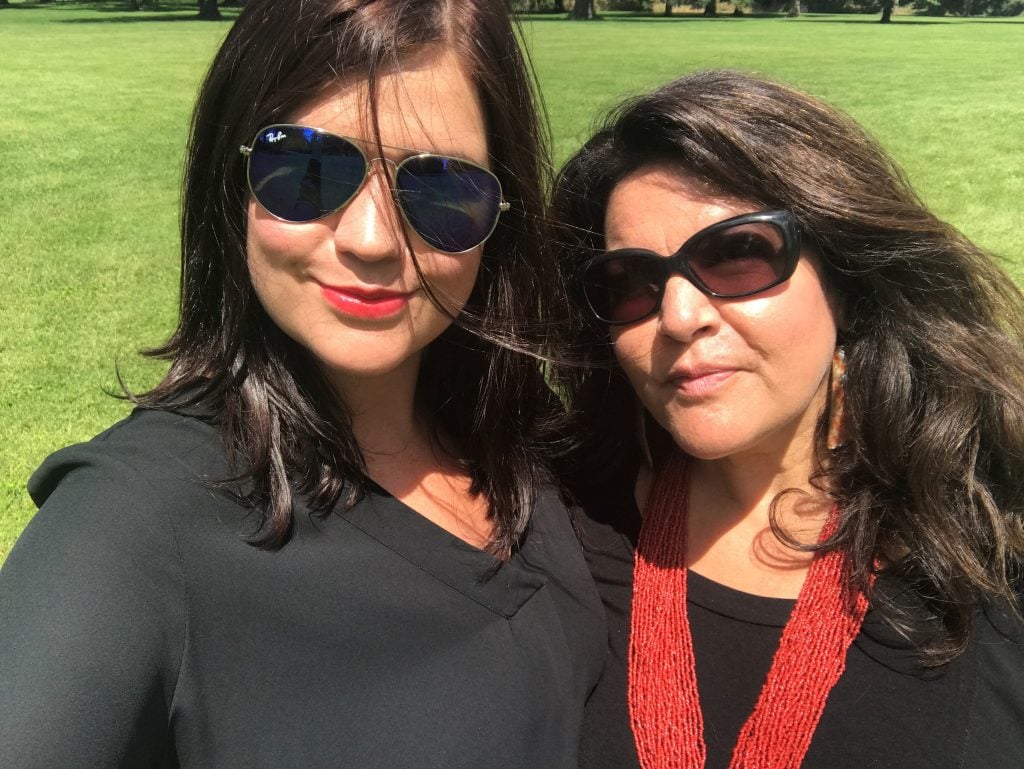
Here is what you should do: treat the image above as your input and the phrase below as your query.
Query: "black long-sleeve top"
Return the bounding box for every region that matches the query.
[575,475,1024,769]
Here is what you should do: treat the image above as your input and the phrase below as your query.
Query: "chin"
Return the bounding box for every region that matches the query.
[670,440,736,462]
[663,423,757,463]
[325,360,408,379]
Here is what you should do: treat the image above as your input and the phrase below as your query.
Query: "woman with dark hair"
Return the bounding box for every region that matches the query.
[0,1,605,766]
[553,70,1024,769]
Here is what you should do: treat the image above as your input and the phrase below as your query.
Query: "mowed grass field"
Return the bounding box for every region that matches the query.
[1,4,1022,560]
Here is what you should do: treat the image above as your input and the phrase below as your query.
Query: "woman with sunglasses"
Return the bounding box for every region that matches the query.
[553,70,1024,769]
[0,1,606,766]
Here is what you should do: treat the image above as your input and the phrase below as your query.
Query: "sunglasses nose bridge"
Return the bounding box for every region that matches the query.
[666,246,721,299]
[664,245,694,283]
[366,155,399,178]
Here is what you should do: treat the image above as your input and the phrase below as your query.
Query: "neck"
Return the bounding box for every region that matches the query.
[683,418,831,599]
[327,352,490,549]
[327,353,427,461]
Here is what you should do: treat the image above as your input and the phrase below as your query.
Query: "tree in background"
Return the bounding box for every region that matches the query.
[198,0,221,18]
[912,0,1022,12]
[602,0,655,8]
[510,0,568,10]
[571,0,597,16]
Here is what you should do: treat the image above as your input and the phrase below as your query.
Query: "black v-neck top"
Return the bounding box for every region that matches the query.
[576,477,1024,769]
[0,408,607,769]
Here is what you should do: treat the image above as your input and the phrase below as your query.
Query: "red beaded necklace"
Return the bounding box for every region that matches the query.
[628,451,869,769]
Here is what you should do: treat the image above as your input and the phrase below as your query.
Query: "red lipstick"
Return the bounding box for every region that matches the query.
[319,284,411,320]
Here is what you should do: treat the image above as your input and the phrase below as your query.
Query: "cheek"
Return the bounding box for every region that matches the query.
[419,249,483,307]
[246,202,323,273]
[610,324,657,385]
[742,276,838,395]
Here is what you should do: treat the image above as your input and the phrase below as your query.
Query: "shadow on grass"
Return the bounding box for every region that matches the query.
[520,12,1023,24]
[59,12,239,22]
[797,16,1023,22]
[520,12,786,22]
[795,17,941,23]
[4,0,239,19]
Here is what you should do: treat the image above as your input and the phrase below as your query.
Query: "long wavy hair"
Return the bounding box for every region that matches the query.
[552,69,1024,662]
[136,0,562,557]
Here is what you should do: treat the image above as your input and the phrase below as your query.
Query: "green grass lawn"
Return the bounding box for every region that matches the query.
[1,3,1022,560]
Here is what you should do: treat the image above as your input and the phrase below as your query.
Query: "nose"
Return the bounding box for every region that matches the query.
[332,163,405,263]
[656,275,719,342]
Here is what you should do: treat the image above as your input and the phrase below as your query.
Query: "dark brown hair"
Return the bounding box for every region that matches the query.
[552,69,1024,662]
[136,0,563,556]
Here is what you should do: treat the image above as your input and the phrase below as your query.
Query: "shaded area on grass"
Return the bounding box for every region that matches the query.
[59,12,238,22]
[3,0,239,19]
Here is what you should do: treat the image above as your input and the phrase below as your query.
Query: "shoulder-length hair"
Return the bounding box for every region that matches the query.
[138,0,562,557]
[552,69,1024,663]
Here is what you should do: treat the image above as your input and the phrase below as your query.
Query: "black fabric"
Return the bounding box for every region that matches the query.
[576,477,1024,769]
[0,408,607,769]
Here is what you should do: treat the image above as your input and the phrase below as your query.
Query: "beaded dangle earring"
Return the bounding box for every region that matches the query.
[827,346,847,451]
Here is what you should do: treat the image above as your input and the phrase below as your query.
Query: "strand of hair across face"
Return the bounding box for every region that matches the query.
[628,451,870,769]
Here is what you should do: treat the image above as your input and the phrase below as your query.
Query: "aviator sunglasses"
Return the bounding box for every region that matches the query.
[578,210,801,325]
[240,124,510,254]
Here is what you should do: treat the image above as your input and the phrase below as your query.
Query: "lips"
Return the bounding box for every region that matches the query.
[666,366,738,398]
[319,283,413,320]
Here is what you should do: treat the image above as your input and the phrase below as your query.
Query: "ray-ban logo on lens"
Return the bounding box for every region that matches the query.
[265,130,287,143]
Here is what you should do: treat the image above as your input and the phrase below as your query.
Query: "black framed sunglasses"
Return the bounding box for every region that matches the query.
[578,210,801,325]
[239,124,510,254]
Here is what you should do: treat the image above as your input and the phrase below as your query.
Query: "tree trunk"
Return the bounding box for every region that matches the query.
[664,1,674,14]
[787,0,800,16]
[198,0,222,19]
[570,0,594,18]
[880,0,893,20]
[703,0,717,15]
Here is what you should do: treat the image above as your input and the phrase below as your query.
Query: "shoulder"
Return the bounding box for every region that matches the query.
[957,598,1024,764]
[26,405,230,522]
[28,406,225,505]
[569,464,641,560]
[18,407,231,574]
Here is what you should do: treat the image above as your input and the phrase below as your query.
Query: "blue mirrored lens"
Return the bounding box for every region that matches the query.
[396,156,502,252]
[249,127,366,222]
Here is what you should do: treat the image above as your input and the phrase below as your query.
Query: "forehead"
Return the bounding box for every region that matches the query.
[604,165,755,253]
[290,46,488,162]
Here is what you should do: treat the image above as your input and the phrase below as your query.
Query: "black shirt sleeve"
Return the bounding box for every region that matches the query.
[1,443,186,768]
